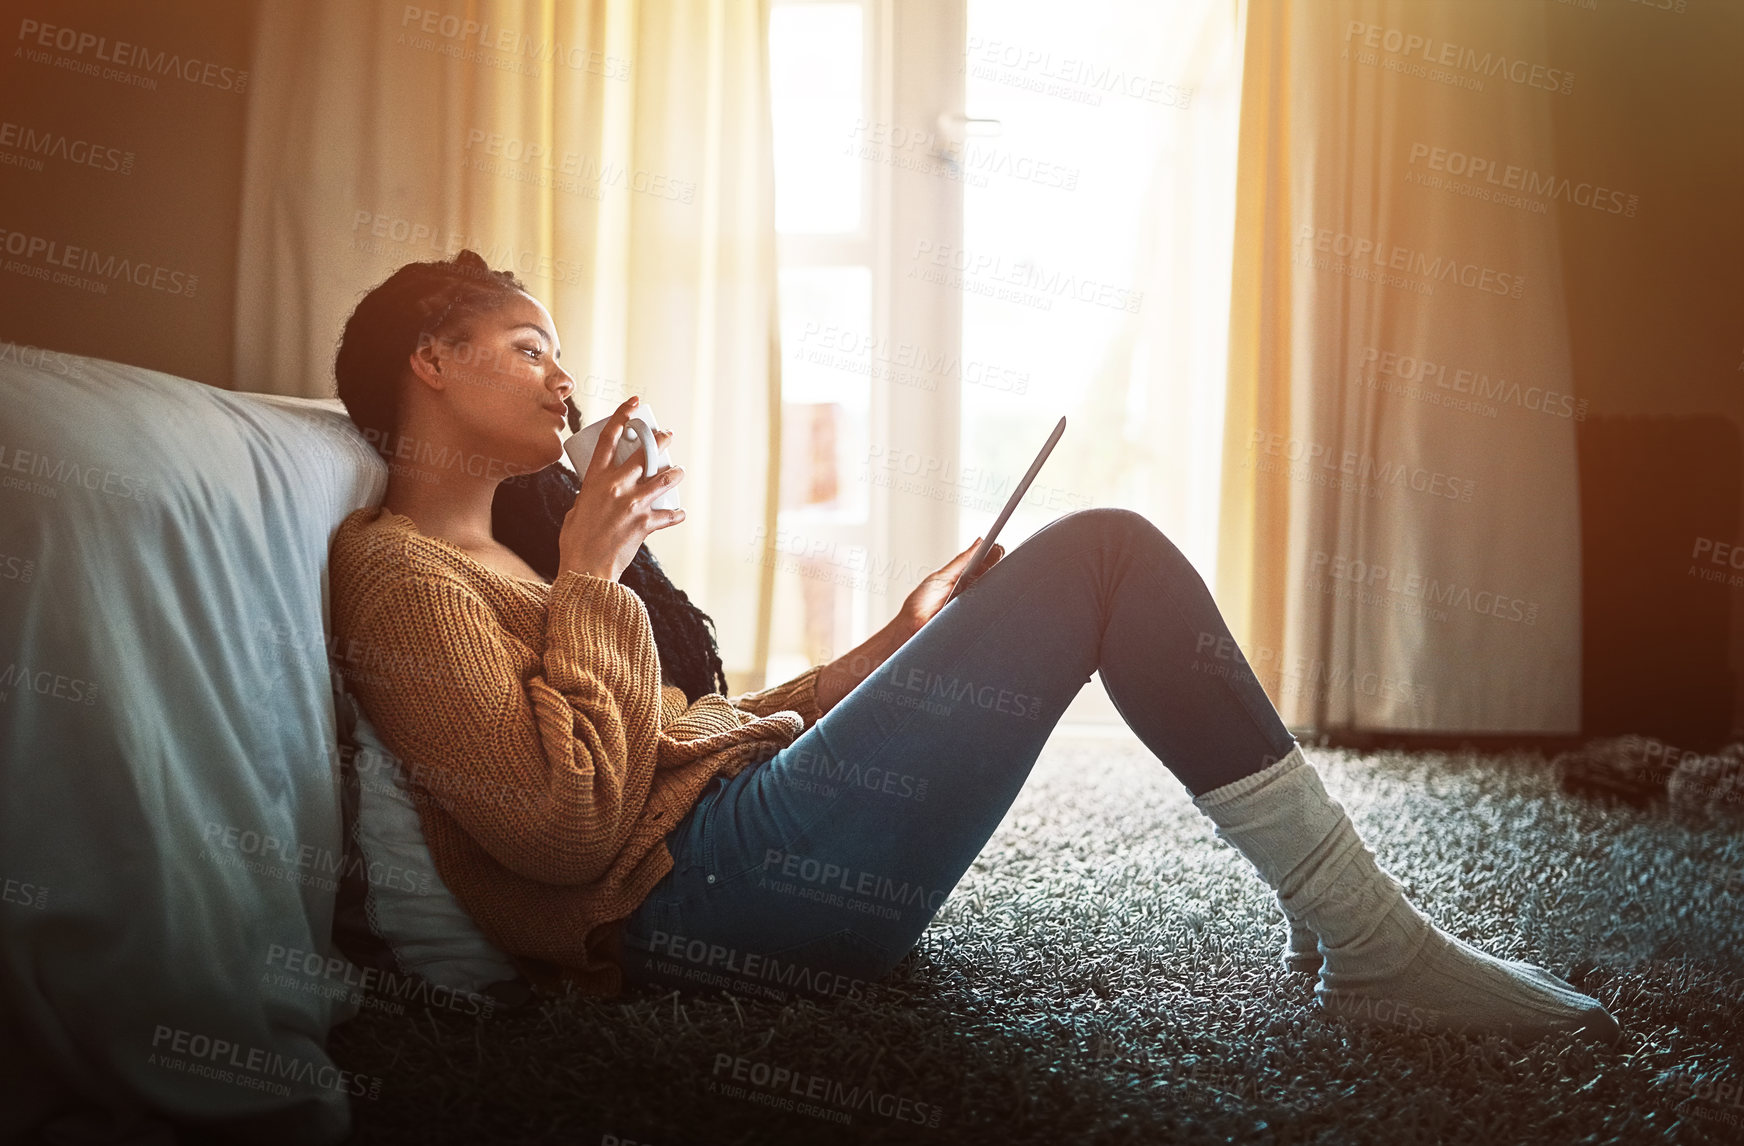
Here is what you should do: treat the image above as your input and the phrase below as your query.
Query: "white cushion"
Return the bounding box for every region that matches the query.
[344,708,518,992]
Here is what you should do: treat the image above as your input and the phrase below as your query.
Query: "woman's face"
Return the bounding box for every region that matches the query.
[418,290,575,477]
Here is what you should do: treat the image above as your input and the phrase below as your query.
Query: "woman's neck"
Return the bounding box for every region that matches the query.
[377,420,505,551]
[381,474,502,552]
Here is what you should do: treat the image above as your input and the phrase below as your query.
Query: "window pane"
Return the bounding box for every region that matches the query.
[777,266,871,521]
[960,0,1235,583]
[769,2,864,234]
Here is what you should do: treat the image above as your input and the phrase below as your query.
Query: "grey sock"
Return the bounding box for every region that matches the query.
[1195,748,1620,1043]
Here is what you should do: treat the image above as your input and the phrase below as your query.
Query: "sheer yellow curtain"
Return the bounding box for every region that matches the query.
[1217,0,1294,658]
[1219,0,1582,734]
[234,0,783,683]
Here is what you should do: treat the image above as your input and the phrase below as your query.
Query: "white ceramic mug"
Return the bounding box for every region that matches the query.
[563,405,679,511]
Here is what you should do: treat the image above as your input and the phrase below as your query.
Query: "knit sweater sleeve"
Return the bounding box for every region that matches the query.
[730,665,823,727]
[340,567,664,887]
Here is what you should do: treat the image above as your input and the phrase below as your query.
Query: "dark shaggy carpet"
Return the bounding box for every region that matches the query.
[327,739,1744,1145]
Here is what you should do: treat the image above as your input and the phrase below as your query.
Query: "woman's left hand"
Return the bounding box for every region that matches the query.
[814,537,1006,715]
[899,538,1004,633]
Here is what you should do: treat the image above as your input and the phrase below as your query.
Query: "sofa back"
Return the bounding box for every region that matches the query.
[0,345,384,1144]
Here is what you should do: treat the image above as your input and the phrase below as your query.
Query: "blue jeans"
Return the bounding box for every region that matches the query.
[616,509,1297,1000]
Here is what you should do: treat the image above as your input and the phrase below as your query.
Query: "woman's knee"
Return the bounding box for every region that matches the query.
[1036,507,1173,559]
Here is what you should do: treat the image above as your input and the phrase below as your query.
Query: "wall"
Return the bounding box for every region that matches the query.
[0,0,254,387]
[1544,0,1744,734]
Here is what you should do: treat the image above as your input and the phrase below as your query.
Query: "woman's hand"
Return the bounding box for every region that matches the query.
[898,537,1004,632]
[557,396,686,581]
[813,537,1005,714]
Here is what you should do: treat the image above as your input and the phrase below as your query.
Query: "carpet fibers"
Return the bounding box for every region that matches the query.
[328,740,1744,1145]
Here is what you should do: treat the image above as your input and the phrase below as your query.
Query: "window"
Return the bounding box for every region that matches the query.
[766,0,1242,709]
[766,0,966,682]
[957,0,1242,580]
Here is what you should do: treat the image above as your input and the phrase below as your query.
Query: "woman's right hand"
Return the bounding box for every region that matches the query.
[557,396,687,581]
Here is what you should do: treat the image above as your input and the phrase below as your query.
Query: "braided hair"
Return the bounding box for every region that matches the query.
[334,249,729,702]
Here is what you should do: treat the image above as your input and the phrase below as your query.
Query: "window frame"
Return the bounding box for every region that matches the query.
[767,0,968,671]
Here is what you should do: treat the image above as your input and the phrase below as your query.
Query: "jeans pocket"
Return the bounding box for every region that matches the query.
[697,771,773,889]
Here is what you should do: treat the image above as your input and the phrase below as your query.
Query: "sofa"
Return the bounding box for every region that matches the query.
[0,345,386,1144]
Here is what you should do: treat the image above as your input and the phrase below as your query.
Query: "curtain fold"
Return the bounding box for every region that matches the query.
[233,0,782,683]
[1218,0,1294,662]
[1219,0,1582,733]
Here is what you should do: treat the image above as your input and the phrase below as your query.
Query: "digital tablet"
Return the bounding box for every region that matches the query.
[946,415,1067,603]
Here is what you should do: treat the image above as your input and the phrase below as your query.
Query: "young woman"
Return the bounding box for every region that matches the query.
[329,251,1618,1043]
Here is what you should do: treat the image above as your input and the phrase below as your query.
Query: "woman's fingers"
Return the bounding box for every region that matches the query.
[587,396,641,476]
[631,464,685,506]
[610,451,683,500]
[954,542,1004,593]
[939,537,983,577]
[647,507,687,532]
[596,405,680,492]
[607,446,653,489]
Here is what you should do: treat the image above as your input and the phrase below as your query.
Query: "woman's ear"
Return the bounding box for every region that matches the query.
[406,334,446,391]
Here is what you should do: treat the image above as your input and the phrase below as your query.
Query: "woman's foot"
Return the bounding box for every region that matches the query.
[1196,748,1621,1044]
[1305,853,1620,1041]
[1283,898,1576,987]
[1279,897,1320,973]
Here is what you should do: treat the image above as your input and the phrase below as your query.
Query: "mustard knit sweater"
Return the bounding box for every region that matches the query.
[328,507,821,994]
